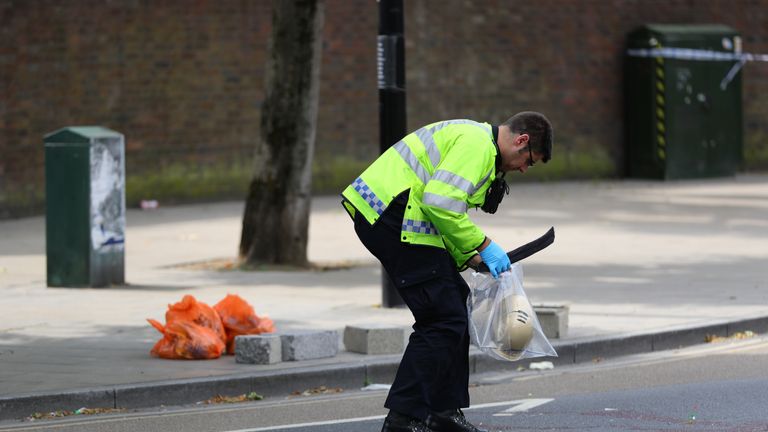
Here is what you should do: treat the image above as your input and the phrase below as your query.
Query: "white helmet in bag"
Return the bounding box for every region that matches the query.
[492,294,534,361]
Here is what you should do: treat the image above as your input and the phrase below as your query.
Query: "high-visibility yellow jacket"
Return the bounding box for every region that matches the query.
[342,119,498,270]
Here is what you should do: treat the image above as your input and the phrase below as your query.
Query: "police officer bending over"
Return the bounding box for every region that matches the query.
[341,112,554,432]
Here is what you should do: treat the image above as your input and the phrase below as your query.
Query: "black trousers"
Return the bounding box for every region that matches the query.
[352,194,470,421]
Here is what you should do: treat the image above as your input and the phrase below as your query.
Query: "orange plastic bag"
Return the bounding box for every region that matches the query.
[164,295,227,344]
[214,294,276,354]
[147,319,225,360]
[147,295,227,359]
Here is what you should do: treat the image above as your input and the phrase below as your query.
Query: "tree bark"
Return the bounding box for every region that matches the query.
[239,0,324,267]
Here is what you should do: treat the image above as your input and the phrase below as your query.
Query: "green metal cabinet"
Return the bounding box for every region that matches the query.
[625,24,743,179]
[44,126,125,287]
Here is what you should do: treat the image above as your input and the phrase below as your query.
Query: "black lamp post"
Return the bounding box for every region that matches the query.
[378,0,406,308]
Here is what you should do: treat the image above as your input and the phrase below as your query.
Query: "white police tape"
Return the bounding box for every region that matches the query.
[626,47,768,89]
[627,47,768,62]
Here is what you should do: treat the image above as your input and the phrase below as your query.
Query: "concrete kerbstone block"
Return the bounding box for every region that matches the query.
[281,330,339,361]
[534,304,569,339]
[235,334,282,365]
[344,324,405,355]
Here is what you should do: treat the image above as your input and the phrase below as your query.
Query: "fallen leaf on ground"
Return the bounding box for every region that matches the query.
[290,386,343,397]
[26,407,125,421]
[706,330,756,343]
[201,392,264,404]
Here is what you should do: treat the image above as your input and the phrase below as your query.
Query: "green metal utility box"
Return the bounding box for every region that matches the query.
[625,24,743,179]
[45,126,125,287]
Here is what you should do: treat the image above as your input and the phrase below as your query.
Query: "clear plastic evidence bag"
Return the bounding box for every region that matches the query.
[467,264,557,361]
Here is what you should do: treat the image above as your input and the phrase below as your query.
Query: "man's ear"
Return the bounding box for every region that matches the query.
[514,133,530,148]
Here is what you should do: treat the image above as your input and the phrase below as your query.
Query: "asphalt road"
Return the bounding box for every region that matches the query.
[2,337,768,432]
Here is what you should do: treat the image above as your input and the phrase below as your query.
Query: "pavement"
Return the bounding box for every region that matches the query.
[1,176,768,422]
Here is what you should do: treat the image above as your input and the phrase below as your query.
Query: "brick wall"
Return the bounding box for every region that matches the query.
[1,0,767,218]
[405,0,768,178]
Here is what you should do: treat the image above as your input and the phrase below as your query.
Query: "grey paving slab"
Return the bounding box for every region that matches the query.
[236,334,282,365]
[280,330,339,361]
[344,324,406,355]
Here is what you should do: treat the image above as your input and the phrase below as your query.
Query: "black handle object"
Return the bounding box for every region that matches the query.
[469,227,555,273]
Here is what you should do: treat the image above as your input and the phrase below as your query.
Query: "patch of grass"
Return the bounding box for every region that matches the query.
[522,147,617,181]
[744,131,768,171]
[126,161,251,206]
[312,155,370,194]
[125,154,370,208]
[0,184,45,218]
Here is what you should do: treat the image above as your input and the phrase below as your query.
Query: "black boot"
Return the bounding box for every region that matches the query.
[426,409,488,432]
[381,410,434,432]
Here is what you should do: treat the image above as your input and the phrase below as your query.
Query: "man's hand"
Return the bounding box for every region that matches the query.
[477,238,511,278]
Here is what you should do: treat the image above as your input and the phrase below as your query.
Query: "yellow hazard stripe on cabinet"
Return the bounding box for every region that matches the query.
[654,42,667,161]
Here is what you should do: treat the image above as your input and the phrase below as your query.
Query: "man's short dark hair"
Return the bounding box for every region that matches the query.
[501,111,554,163]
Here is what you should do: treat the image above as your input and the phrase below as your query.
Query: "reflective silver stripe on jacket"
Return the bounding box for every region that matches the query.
[432,169,474,194]
[423,192,468,213]
[474,169,494,195]
[416,120,492,169]
[351,177,387,215]
[431,169,492,196]
[402,219,439,236]
[429,119,491,136]
[393,141,431,184]
[394,120,493,184]
[414,127,441,170]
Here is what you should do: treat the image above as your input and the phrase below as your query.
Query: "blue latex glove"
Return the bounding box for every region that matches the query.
[478,240,511,278]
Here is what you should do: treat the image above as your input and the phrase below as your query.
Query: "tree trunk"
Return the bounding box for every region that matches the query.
[239,0,324,267]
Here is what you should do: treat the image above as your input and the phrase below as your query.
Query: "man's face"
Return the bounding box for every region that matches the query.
[503,133,541,173]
